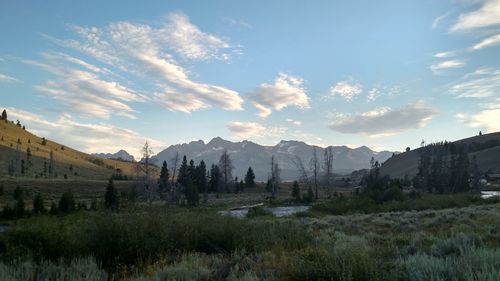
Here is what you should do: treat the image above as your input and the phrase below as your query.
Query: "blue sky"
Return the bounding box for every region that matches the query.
[1,0,500,157]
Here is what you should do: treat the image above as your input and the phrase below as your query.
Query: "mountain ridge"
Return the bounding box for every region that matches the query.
[152,137,396,181]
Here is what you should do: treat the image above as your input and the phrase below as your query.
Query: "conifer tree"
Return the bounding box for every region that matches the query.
[292,181,301,202]
[158,160,170,192]
[185,180,199,206]
[104,178,119,211]
[177,156,189,187]
[1,109,6,120]
[58,191,75,213]
[244,167,256,188]
[33,193,45,214]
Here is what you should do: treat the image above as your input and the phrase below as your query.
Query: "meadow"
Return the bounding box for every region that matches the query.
[0,180,499,281]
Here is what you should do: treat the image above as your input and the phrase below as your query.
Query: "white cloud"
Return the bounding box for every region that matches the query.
[432,11,453,29]
[24,53,145,119]
[252,73,310,118]
[329,80,363,101]
[45,13,244,114]
[367,88,381,102]
[0,73,19,83]
[226,121,267,139]
[328,101,438,137]
[286,118,302,126]
[433,51,458,58]
[430,60,466,74]
[456,108,500,132]
[448,67,500,98]
[164,12,236,61]
[5,107,164,158]
[222,17,252,28]
[450,0,500,32]
[471,33,500,50]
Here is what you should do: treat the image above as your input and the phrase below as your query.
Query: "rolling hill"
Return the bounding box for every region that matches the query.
[0,118,140,179]
[379,132,500,179]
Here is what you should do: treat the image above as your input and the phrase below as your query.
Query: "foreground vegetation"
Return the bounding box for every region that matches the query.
[0,192,499,280]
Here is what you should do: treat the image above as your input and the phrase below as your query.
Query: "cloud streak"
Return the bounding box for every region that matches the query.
[329,101,438,137]
[44,12,244,114]
[450,0,500,32]
[330,80,363,101]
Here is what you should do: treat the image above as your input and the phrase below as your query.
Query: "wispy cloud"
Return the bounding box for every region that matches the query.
[251,73,310,118]
[328,101,438,137]
[43,12,244,114]
[286,118,302,126]
[430,60,466,74]
[448,67,500,98]
[450,0,500,32]
[329,79,363,101]
[432,11,453,29]
[456,106,500,132]
[222,17,252,28]
[23,53,144,119]
[226,121,288,141]
[5,107,164,158]
[433,51,458,58]
[471,33,500,50]
[0,73,20,83]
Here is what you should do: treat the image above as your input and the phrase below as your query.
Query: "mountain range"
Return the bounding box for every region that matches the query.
[92,150,135,162]
[151,137,395,181]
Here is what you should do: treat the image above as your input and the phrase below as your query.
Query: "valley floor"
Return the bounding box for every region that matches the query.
[0,189,499,281]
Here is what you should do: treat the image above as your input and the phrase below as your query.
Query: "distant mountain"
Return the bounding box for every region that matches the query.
[152,137,395,181]
[380,132,500,179]
[93,150,135,162]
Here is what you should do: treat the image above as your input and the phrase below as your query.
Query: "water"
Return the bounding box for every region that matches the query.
[481,191,500,199]
[220,205,311,218]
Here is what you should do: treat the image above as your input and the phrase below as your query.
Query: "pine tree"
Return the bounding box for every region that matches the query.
[218,150,233,193]
[209,164,221,194]
[1,109,7,120]
[15,195,25,218]
[194,160,207,198]
[177,156,189,187]
[188,159,196,182]
[185,180,199,206]
[58,191,75,213]
[13,186,23,200]
[158,161,170,192]
[244,167,256,188]
[104,178,119,211]
[33,193,45,214]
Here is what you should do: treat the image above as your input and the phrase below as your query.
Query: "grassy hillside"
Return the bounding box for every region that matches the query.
[0,119,142,179]
[380,131,500,178]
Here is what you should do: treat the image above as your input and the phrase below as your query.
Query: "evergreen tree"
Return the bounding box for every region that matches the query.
[158,161,170,192]
[185,180,199,206]
[49,202,58,215]
[234,176,239,193]
[209,164,221,194]
[1,109,6,120]
[104,178,119,211]
[244,167,256,188]
[33,193,45,214]
[194,160,207,198]
[292,181,301,202]
[58,191,75,213]
[177,156,189,187]
[188,159,196,182]
[218,150,233,193]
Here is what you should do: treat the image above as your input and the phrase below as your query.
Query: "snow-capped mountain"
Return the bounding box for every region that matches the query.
[152,137,395,181]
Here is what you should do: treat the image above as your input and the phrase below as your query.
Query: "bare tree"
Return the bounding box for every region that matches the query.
[291,155,309,186]
[310,148,320,199]
[218,149,233,193]
[137,141,157,203]
[323,147,334,197]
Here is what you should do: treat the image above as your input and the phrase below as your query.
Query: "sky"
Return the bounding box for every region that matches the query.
[1,0,500,158]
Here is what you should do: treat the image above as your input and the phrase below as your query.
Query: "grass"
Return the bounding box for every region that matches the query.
[1,179,500,280]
